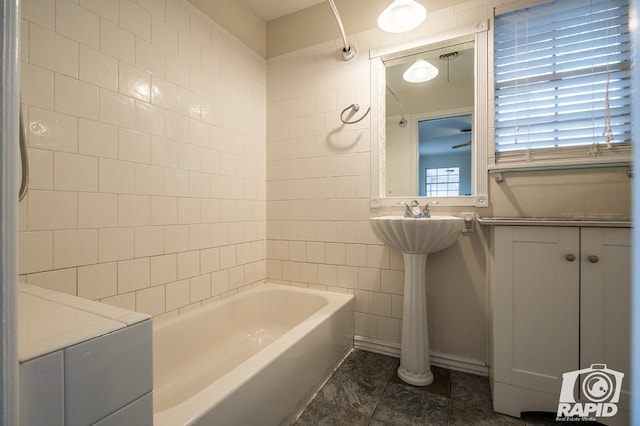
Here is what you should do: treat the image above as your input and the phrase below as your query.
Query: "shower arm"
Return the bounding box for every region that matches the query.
[386,86,408,128]
[326,0,356,61]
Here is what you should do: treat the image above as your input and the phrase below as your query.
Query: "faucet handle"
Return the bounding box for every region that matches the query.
[398,202,412,217]
[421,200,439,218]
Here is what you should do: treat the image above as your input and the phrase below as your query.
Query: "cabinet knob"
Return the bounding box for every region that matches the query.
[588,255,600,263]
[565,254,576,262]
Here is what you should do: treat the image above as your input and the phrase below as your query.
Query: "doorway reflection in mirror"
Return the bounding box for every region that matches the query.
[420,114,472,197]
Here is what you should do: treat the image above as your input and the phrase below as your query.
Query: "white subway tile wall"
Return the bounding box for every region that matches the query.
[266,2,493,348]
[20,0,267,317]
[267,32,403,343]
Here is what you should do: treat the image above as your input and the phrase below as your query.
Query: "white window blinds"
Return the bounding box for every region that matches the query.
[494,0,631,164]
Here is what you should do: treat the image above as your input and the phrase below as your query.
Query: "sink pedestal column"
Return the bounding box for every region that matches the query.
[397,252,433,386]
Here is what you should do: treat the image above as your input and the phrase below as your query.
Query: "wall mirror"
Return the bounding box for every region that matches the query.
[370,22,489,208]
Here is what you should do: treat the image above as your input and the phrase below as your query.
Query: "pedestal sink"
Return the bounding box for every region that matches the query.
[369,215,463,386]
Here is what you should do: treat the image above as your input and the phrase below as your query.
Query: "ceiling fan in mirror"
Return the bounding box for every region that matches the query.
[452,127,471,149]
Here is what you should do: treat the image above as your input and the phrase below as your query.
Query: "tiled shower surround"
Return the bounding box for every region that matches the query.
[19,0,267,317]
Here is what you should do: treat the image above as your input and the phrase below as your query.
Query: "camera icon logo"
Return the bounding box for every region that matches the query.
[557,364,624,420]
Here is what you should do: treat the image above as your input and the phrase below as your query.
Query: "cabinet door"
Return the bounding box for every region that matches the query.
[580,227,631,411]
[494,226,579,395]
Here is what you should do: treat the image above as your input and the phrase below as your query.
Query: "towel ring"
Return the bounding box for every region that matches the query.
[340,103,371,125]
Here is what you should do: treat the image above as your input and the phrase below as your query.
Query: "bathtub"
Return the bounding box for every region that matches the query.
[153,283,354,426]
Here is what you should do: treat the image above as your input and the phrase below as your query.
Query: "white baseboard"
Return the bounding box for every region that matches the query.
[430,351,489,376]
[353,335,401,358]
[353,335,489,376]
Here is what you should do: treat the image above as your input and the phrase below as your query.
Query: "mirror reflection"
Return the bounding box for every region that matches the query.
[384,41,474,197]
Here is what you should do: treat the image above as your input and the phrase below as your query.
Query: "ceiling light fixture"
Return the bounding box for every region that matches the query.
[403,59,439,83]
[377,0,427,33]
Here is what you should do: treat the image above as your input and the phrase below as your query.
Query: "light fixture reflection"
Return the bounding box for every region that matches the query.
[403,59,439,83]
[377,0,427,33]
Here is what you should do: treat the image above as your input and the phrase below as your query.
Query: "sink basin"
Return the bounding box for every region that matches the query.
[369,214,464,386]
[369,215,463,254]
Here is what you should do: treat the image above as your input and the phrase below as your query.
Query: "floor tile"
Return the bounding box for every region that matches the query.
[293,349,528,426]
[309,365,388,417]
[448,370,525,425]
[293,398,370,426]
[450,370,494,409]
[448,399,525,426]
[371,381,449,426]
[304,350,399,418]
[338,350,398,381]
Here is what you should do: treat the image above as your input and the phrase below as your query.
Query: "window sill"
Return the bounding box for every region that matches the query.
[489,144,632,171]
[488,160,632,183]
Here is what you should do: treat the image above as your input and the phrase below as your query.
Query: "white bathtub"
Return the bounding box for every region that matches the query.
[153,283,354,426]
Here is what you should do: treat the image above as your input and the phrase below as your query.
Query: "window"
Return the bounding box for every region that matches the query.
[425,167,460,196]
[493,0,631,166]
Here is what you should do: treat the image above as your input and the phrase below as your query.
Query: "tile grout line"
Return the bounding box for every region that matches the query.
[366,365,395,425]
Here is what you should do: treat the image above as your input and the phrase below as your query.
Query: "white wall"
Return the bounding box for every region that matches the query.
[19,0,267,319]
[266,0,631,368]
[188,0,266,57]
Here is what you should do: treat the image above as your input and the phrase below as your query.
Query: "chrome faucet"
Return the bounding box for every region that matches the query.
[402,200,431,218]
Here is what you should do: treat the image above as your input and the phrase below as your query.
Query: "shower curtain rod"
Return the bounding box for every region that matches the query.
[326,0,356,61]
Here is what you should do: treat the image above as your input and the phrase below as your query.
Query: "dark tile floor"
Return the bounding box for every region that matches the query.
[293,349,564,426]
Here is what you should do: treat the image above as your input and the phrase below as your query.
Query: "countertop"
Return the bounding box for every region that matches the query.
[478,217,632,227]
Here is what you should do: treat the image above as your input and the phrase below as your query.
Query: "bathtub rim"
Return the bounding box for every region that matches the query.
[153,282,354,426]
[152,282,340,334]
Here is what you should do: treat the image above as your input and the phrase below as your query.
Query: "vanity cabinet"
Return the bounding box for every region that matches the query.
[491,225,630,425]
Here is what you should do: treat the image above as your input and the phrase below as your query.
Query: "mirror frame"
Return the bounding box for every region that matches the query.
[369,21,489,208]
